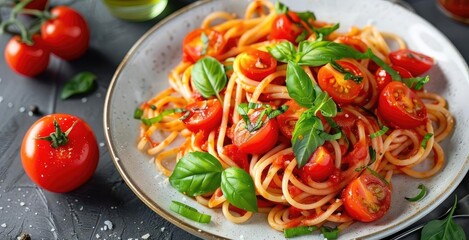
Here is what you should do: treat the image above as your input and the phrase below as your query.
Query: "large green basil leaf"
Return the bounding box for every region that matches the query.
[267,41,298,63]
[221,167,258,212]
[191,57,227,99]
[169,151,223,197]
[60,72,96,100]
[286,61,315,108]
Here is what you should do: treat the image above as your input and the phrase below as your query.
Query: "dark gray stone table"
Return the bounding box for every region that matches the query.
[0,0,467,239]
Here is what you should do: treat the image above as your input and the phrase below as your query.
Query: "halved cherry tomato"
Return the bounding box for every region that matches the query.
[389,49,434,76]
[318,60,365,104]
[277,100,303,139]
[342,169,392,222]
[270,12,305,43]
[183,28,226,63]
[233,110,279,155]
[223,144,249,172]
[375,65,413,92]
[378,81,427,129]
[182,99,223,133]
[41,6,90,60]
[4,35,50,77]
[21,113,99,193]
[335,36,368,53]
[237,49,277,81]
[298,146,335,182]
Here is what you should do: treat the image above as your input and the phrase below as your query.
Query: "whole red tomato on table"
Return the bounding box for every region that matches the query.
[41,6,90,60]
[4,35,50,77]
[21,114,99,193]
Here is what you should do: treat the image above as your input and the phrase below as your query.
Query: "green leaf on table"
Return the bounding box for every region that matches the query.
[60,72,96,100]
[191,57,227,100]
[169,151,223,197]
[421,196,466,240]
[221,167,258,212]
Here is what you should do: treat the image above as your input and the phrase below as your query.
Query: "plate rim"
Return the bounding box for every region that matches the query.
[103,0,469,239]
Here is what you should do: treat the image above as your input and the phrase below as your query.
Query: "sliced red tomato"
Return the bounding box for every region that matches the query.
[277,100,304,139]
[335,36,368,53]
[389,49,434,76]
[375,65,413,92]
[378,81,427,129]
[237,49,277,81]
[298,146,335,182]
[183,28,226,63]
[318,60,365,104]
[342,169,392,222]
[4,35,50,77]
[233,110,279,155]
[270,12,305,43]
[181,99,223,133]
[223,144,249,172]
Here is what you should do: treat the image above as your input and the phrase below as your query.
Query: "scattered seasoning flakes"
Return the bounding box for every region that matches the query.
[81,98,88,103]
[99,142,105,147]
[0,96,3,103]
[141,233,150,239]
[1,223,6,228]
[80,206,84,211]
[7,102,13,108]
[19,107,26,113]
[104,220,113,230]
[160,227,165,232]
[20,202,25,206]
[96,233,100,239]
[51,228,55,232]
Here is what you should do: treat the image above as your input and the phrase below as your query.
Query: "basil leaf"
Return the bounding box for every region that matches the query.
[284,226,317,238]
[311,90,337,117]
[370,126,389,138]
[275,1,289,14]
[191,57,227,100]
[267,41,298,63]
[60,72,96,99]
[170,201,211,223]
[169,151,223,197]
[421,196,465,240]
[296,11,316,23]
[314,23,340,41]
[286,61,315,108]
[403,75,430,90]
[292,109,327,168]
[221,167,258,212]
[297,41,368,66]
[368,147,376,165]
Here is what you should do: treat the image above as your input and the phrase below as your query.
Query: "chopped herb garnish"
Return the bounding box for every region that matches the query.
[370,126,389,138]
[134,107,144,120]
[320,226,339,240]
[141,108,185,125]
[284,226,317,238]
[170,201,211,223]
[421,133,433,149]
[330,61,363,83]
[405,184,427,202]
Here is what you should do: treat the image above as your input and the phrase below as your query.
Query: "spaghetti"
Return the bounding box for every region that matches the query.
[135,0,454,235]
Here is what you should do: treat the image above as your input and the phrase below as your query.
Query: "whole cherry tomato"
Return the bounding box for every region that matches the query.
[233,110,279,155]
[183,28,226,63]
[41,6,89,60]
[378,81,427,129]
[389,49,434,76]
[375,65,413,92]
[21,114,99,193]
[342,169,392,222]
[270,12,305,43]
[4,35,50,77]
[181,99,223,133]
[22,0,48,10]
[318,60,365,104]
[237,49,277,81]
[298,146,335,182]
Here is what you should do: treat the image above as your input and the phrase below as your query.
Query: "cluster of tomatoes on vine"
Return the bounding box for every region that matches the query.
[1,0,89,77]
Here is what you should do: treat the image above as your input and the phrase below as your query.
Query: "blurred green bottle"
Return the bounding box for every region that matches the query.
[103,0,168,21]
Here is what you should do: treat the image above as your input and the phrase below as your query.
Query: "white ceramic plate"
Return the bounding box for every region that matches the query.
[103,0,469,239]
